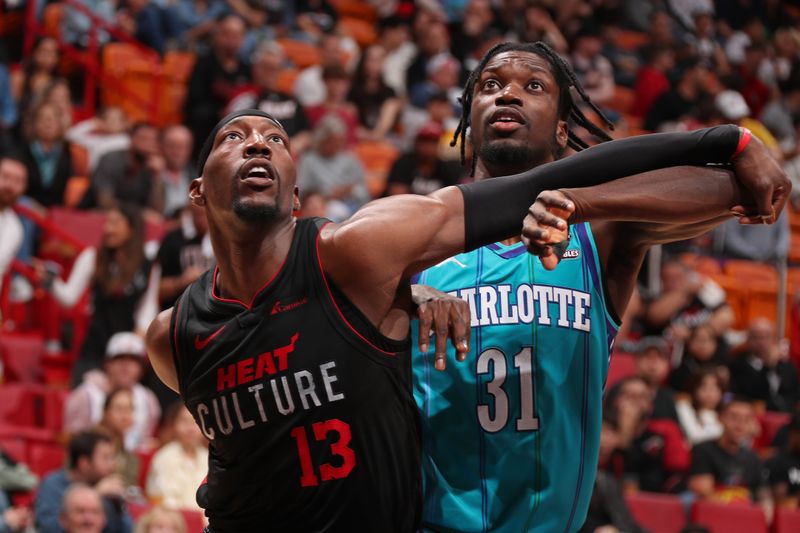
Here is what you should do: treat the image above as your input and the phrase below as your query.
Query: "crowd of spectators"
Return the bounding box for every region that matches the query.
[1,0,800,531]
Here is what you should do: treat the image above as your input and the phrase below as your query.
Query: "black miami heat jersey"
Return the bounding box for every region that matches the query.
[170,218,421,532]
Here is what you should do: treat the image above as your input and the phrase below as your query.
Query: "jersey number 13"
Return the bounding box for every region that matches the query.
[477,347,540,433]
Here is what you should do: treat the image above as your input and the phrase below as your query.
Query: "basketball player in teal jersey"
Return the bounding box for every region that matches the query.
[411,41,788,532]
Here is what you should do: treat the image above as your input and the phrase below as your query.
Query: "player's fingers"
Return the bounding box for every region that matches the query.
[433,303,450,371]
[449,302,470,362]
[771,184,790,219]
[417,304,433,353]
[753,180,776,223]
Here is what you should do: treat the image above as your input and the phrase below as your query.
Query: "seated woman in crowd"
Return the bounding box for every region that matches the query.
[145,404,208,512]
[10,37,62,122]
[669,323,730,393]
[347,44,403,142]
[676,369,725,445]
[95,388,140,488]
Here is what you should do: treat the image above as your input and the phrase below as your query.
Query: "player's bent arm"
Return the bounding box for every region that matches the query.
[145,308,180,393]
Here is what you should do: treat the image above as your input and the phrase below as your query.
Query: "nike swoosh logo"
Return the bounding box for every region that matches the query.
[194,325,226,351]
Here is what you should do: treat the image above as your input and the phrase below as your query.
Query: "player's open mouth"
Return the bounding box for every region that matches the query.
[488,109,526,132]
[239,161,276,189]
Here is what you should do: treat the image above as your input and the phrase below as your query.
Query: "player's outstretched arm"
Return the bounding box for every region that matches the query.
[145,308,180,393]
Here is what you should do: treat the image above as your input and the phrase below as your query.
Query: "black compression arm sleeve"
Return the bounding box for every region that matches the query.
[457,124,741,251]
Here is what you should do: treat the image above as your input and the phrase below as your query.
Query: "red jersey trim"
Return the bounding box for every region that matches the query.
[315,223,396,357]
[209,251,290,311]
[171,297,184,375]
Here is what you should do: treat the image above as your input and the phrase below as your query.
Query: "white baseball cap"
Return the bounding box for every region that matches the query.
[715,90,750,121]
[105,332,145,360]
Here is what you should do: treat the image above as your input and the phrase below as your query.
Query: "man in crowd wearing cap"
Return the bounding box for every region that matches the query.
[35,431,133,533]
[63,332,161,451]
[384,122,464,196]
[635,336,680,421]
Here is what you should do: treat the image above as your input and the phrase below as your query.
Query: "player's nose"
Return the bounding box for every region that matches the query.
[244,133,271,158]
[495,83,524,106]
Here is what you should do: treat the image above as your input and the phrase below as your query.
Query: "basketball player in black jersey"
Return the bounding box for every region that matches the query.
[145,102,788,531]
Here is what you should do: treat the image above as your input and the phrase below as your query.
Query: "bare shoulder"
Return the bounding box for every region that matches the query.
[146,308,180,392]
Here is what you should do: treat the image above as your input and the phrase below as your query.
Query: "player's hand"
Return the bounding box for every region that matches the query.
[411,284,470,371]
[521,190,573,270]
[731,133,792,224]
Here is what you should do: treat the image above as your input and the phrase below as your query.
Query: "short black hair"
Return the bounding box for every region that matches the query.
[68,431,113,469]
[0,150,28,168]
[451,41,613,175]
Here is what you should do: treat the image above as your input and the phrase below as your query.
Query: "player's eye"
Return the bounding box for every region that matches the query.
[224,131,242,141]
[481,79,500,91]
[269,135,285,144]
[528,80,544,91]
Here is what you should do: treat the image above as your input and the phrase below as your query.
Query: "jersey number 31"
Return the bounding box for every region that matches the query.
[477,347,540,433]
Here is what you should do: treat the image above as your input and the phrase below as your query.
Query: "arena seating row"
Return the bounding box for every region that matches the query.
[626,492,800,533]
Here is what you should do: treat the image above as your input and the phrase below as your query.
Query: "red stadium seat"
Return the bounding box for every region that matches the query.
[135,449,156,490]
[606,352,636,389]
[0,384,40,428]
[691,500,767,533]
[48,208,106,249]
[774,507,800,533]
[0,332,44,382]
[755,411,791,450]
[0,437,28,464]
[127,502,150,522]
[625,492,686,533]
[28,442,66,478]
[41,387,70,432]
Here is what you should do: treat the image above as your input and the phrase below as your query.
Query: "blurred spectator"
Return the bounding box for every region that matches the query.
[729,318,799,413]
[62,0,116,48]
[145,404,207,511]
[766,412,800,509]
[116,0,177,55]
[761,75,800,160]
[184,14,250,152]
[676,369,725,445]
[293,33,347,107]
[66,108,131,173]
[409,52,461,109]
[35,431,133,533]
[688,398,771,513]
[604,377,691,493]
[227,42,312,155]
[736,44,772,118]
[348,45,402,141]
[686,12,728,70]
[226,0,287,60]
[400,90,460,151]
[42,80,76,133]
[378,16,416,97]
[631,46,675,119]
[157,125,194,217]
[643,260,733,340]
[305,65,359,145]
[294,0,338,40]
[725,18,765,66]
[669,323,730,393]
[713,89,782,161]
[449,0,498,64]
[0,62,14,152]
[156,206,214,310]
[667,0,713,31]
[760,28,800,89]
[94,389,139,488]
[579,469,648,533]
[0,155,28,295]
[298,189,328,219]
[64,332,161,453]
[638,10,678,58]
[92,123,163,214]
[170,0,227,48]
[10,37,60,122]
[47,205,158,383]
[406,19,451,99]
[644,59,710,131]
[20,101,79,208]
[712,212,789,264]
[58,484,106,533]
[0,493,31,533]
[133,507,186,533]
[517,4,567,55]
[635,336,680,421]
[570,27,615,107]
[385,122,462,196]
[297,115,369,221]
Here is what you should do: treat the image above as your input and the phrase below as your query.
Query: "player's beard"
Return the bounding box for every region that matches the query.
[231,179,281,222]
[478,133,561,173]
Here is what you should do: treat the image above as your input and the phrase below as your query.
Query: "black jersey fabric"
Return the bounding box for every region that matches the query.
[170,218,420,532]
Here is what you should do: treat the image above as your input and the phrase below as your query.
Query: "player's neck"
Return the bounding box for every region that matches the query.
[210,217,296,305]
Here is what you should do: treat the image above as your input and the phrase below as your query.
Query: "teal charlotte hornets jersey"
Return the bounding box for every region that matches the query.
[412,223,619,533]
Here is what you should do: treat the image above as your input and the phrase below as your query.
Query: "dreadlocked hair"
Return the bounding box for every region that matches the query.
[451,41,615,175]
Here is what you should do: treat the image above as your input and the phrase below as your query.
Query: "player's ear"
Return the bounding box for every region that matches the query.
[292,186,301,214]
[190,178,205,206]
[556,120,568,150]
